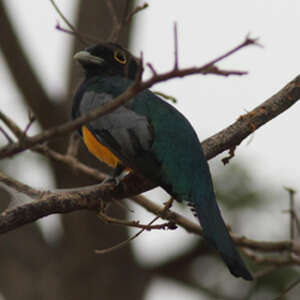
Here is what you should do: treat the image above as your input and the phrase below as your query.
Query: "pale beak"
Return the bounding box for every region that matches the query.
[73,51,104,65]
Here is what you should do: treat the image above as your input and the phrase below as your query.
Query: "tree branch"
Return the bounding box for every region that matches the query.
[202,74,300,160]
[0,72,300,242]
[0,33,300,268]
[49,0,88,45]
[1,169,300,261]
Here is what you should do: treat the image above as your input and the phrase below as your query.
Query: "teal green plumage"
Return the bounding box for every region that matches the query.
[72,43,253,281]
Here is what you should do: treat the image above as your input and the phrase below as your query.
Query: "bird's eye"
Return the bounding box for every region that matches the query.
[113,50,127,64]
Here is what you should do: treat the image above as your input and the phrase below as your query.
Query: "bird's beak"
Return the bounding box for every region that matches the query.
[73,51,104,65]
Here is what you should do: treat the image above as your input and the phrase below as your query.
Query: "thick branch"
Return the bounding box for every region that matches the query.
[0,171,155,234]
[1,173,300,259]
[202,74,300,159]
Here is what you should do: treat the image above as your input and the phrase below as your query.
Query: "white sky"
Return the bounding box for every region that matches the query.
[1,0,300,299]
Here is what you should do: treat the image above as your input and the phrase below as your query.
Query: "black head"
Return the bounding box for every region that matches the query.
[74,43,140,80]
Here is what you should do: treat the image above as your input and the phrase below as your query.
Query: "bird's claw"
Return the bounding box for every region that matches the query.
[102,176,120,186]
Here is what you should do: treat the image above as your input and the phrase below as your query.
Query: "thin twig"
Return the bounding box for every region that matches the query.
[108,1,149,42]
[49,0,86,43]
[66,132,80,157]
[105,0,122,42]
[0,127,13,144]
[125,3,149,24]
[146,63,158,76]
[273,278,300,300]
[94,196,174,255]
[132,194,300,256]
[0,110,23,138]
[0,110,107,181]
[243,247,300,270]
[173,22,179,70]
[253,266,278,279]
[292,211,300,235]
[55,22,97,44]
[0,171,42,199]
[94,215,160,255]
[23,110,36,135]
[200,35,259,70]
[19,110,36,144]
[98,211,174,230]
[105,0,120,28]
[285,187,297,240]
[49,0,76,32]
[122,0,131,24]
[35,144,107,181]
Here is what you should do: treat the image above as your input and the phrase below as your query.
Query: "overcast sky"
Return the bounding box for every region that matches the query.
[1,1,300,299]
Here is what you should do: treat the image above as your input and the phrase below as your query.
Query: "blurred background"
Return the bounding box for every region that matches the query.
[0,0,300,299]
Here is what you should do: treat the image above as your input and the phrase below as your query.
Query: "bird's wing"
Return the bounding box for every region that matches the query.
[78,90,154,166]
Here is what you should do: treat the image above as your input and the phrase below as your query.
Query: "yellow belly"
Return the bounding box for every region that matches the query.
[82,126,120,168]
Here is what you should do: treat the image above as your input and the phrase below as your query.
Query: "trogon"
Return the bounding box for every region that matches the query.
[72,43,252,281]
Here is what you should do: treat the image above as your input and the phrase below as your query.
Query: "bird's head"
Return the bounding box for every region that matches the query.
[73,43,140,80]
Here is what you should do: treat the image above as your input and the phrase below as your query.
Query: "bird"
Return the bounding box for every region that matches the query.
[72,42,253,281]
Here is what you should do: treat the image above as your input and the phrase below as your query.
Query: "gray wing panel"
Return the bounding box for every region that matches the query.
[79,91,154,162]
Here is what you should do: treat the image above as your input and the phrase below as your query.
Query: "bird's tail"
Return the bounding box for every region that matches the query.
[191,182,253,281]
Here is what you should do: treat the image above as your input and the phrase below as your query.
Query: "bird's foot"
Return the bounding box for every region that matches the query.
[102,167,131,186]
[102,176,120,186]
[160,197,174,217]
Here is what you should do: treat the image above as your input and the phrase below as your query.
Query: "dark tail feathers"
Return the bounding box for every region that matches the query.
[191,193,253,281]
